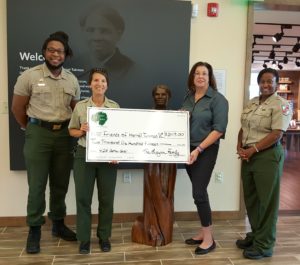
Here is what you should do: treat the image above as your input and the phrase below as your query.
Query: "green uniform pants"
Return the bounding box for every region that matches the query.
[73,146,117,242]
[241,145,284,253]
[24,123,73,226]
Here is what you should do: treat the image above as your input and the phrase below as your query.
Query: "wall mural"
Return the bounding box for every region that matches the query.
[7,0,191,170]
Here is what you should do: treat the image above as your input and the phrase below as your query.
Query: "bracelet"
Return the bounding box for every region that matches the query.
[196,146,204,153]
[253,144,259,153]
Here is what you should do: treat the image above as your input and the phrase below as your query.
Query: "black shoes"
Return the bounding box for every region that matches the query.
[79,241,90,254]
[185,238,203,245]
[237,235,272,259]
[194,240,216,255]
[243,247,272,259]
[236,236,253,249]
[99,239,111,252]
[52,219,77,241]
[26,226,41,254]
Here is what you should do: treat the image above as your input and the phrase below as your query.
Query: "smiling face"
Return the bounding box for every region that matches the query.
[258,72,278,98]
[82,13,122,61]
[44,40,66,70]
[90,72,108,97]
[193,66,209,90]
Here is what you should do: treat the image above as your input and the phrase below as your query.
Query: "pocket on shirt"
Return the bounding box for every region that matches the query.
[241,108,252,122]
[62,87,76,106]
[256,108,272,128]
[31,85,52,106]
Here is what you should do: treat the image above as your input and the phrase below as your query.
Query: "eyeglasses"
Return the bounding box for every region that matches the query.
[46,48,65,55]
[259,79,276,85]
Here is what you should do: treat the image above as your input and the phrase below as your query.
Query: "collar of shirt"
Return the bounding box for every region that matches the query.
[187,86,215,101]
[42,63,67,80]
[254,92,277,106]
[87,96,111,108]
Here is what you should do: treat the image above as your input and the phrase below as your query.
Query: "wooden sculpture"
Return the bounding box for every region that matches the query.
[131,85,177,246]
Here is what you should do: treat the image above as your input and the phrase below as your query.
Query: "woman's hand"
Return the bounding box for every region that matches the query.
[69,122,89,138]
[188,148,200,164]
[237,147,256,162]
[80,122,89,133]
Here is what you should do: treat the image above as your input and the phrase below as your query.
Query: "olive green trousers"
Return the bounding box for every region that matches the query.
[24,123,73,226]
[73,146,117,242]
[241,145,284,253]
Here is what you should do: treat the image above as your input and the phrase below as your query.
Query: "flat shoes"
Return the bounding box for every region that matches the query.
[185,238,203,245]
[195,241,216,255]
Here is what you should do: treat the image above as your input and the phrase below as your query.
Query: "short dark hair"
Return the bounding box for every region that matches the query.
[152,84,172,98]
[187,61,217,92]
[88,68,109,85]
[257,68,279,84]
[42,31,73,57]
[80,4,125,34]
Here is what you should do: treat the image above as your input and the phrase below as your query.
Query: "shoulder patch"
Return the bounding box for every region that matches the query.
[281,103,291,116]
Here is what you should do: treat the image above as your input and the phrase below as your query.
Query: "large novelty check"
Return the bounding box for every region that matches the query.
[86,108,190,163]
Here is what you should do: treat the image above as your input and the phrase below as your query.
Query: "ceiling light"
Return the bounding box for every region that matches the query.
[262,63,267,68]
[278,64,283,70]
[283,55,288,64]
[292,37,300,53]
[272,25,292,42]
[293,43,300,53]
[269,49,275,59]
[272,32,284,42]
[272,25,284,42]
[296,58,300,67]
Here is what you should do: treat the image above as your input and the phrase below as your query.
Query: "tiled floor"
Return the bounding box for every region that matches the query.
[1,216,300,264]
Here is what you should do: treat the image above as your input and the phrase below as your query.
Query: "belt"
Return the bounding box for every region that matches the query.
[28,117,69,131]
[243,141,280,151]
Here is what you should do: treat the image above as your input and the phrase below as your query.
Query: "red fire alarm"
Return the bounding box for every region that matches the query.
[207,2,219,17]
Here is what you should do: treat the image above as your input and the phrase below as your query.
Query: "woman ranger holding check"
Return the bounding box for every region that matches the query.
[68,68,119,254]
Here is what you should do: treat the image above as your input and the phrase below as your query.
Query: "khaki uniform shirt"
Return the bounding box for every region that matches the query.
[241,93,292,146]
[69,97,120,147]
[14,63,80,122]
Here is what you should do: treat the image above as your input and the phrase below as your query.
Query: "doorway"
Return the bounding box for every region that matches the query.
[245,0,300,213]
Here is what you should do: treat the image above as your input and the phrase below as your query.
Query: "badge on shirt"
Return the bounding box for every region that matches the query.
[281,104,290,116]
[37,78,46,87]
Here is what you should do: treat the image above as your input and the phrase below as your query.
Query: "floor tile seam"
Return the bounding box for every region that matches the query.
[0,246,25,250]
[123,249,165,254]
[228,257,235,265]
[19,246,25,257]
[125,257,198,263]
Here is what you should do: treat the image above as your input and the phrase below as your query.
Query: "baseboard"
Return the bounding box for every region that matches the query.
[0,211,244,227]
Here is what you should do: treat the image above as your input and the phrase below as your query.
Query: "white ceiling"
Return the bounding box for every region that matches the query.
[252,10,300,71]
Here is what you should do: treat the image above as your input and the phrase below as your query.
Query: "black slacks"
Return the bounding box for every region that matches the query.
[185,144,219,227]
